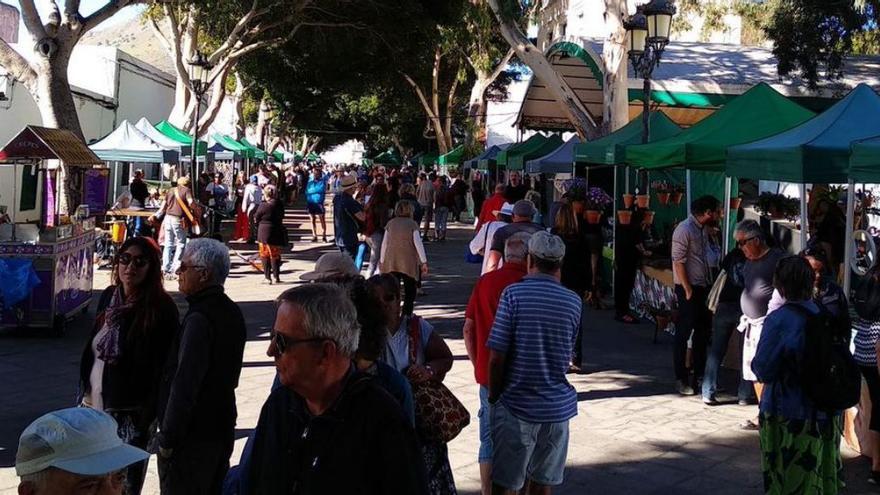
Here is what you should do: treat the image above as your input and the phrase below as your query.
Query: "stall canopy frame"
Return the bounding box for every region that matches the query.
[0,126,102,167]
[154,120,208,155]
[89,119,179,164]
[574,111,682,166]
[525,136,581,174]
[238,138,268,161]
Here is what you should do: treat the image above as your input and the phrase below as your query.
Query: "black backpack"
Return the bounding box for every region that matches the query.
[789,303,861,412]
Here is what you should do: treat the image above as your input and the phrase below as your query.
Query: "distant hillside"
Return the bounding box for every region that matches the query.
[82,19,175,75]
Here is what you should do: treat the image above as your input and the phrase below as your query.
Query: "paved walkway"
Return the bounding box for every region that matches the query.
[0,202,874,494]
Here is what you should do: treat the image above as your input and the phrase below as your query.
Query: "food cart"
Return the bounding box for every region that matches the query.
[0,126,103,334]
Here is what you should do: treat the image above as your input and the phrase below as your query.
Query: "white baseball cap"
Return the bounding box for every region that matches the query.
[492,202,515,217]
[16,407,149,477]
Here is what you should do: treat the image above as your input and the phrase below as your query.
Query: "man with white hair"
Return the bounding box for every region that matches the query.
[16,407,149,495]
[245,284,427,494]
[157,238,246,494]
[487,231,582,494]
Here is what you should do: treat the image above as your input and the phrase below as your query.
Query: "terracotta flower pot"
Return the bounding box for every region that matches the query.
[671,191,683,205]
[585,210,601,224]
[657,192,670,205]
[643,210,656,225]
[636,194,650,209]
[622,194,634,209]
[655,315,670,330]
[729,197,743,210]
[617,210,632,225]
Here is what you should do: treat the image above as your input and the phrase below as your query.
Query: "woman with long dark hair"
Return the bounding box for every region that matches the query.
[79,236,179,494]
[551,202,589,372]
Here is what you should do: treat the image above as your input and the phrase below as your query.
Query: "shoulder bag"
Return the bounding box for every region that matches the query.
[407,315,470,443]
[466,224,489,264]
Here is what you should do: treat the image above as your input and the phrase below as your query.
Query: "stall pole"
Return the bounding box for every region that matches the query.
[625,166,630,194]
[723,176,732,251]
[799,183,808,249]
[686,169,692,208]
[112,161,119,203]
[844,179,855,296]
[11,163,19,241]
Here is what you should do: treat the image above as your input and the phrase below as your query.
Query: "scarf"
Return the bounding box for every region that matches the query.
[95,286,134,364]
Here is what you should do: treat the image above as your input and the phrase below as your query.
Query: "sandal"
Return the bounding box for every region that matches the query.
[739,419,760,431]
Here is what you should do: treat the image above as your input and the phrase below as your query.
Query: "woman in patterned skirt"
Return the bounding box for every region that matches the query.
[752,256,843,494]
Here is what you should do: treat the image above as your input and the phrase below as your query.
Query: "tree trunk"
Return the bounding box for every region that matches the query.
[485,0,599,140]
[255,98,272,148]
[168,79,190,128]
[465,75,489,148]
[602,0,629,134]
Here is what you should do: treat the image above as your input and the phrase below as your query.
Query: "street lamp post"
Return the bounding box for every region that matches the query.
[625,0,676,144]
[187,50,213,198]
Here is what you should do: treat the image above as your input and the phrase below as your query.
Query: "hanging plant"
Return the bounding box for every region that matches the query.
[755,192,799,220]
[585,187,613,210]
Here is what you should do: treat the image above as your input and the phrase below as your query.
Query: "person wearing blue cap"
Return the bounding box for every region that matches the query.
[16,407,149,495]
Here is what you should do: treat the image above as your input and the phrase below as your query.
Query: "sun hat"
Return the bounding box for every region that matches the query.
[339,174,358,190]
[513,199,537,218]
[528,230,566,262]
[16,407,149,477]
[299,252,359,281]
[177,176,191,187]
[492,202,515,217]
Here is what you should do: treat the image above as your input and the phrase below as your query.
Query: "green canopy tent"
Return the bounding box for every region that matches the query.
[851,136,880,183]
[272,151,284,162]
[473,143,511,171]
[154,120,208,155]
[211,134,255,159]
[575,111,682,166]
[305,152,320,162]
[416,152,438,168]
[626,83,815,171]
[238,138,268,161]
[373,149,402,166]
[727,84,880,294]
[497,134,564,171]
[438,145,464,167]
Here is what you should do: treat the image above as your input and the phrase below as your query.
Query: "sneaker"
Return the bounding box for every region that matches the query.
[702,396,720,406]
[676,380,695,396]
[311,236,318,242]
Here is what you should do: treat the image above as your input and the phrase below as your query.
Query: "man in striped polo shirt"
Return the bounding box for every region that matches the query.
[487,230,582,494]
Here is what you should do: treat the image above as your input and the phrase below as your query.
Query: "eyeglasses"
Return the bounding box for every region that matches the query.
[118,253,149,268]
[177,263,205,273]
[270,330,329,354]
[736,236,757,247]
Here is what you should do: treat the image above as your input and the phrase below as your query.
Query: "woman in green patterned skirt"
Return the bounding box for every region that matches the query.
[751,256,844,494]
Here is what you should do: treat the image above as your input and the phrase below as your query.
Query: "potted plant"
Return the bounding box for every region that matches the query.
[670,184,684,205]
[643,210,656,225]
[622,193,635,209]
[730,195,743,210]
[584,187,612,224]
[652,180,671,205]
[636,193,650,208]
[617,209,633,225]
[755,192,799,220]
[562,178,588,214]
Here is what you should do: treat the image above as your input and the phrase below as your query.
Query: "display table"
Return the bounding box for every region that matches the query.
[107,207,159,218]
[0,228,96,333]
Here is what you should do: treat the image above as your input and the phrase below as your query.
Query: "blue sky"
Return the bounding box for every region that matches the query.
[7,0,144,33]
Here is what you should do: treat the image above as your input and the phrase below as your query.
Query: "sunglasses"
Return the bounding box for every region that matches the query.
[736,236,756,247]
[270,329,329,354]
[177,263,205,273]
[118,253,150,268]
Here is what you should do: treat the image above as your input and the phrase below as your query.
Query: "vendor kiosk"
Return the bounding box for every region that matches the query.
[0,126,103,334]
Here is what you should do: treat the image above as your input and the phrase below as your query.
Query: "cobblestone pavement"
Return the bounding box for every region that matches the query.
[0,203,874,494]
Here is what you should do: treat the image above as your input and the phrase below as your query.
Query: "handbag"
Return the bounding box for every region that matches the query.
[407,315,470,443]
[465,224,490,264]
[706,268,727,313]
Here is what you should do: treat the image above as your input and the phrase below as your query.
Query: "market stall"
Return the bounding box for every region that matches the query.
[437,145,464,175]
[726,83,880,458]
[89,119,180,206]
[574,112,683,322]
[623,84,815,328]
[372,148,402,166]
[497,134,563,175]
[0,126,103,334]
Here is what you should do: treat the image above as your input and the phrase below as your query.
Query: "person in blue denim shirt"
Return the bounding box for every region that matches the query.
[752,255,843,495]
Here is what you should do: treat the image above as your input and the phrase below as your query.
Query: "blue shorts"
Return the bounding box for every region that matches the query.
[307,202,325,215]
[491,401,570,490]
[478,386,492,463]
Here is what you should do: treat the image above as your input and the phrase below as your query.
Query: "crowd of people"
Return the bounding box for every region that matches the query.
[13,158,880,495]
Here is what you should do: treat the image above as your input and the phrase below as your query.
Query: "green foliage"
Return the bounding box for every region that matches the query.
[764,0,871,89]
[851,29,880,55]
[672,0,770,45]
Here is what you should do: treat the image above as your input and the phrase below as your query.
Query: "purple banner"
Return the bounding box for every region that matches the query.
[43,170,55,228]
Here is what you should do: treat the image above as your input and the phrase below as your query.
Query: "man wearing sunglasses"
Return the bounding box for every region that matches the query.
[246,284,427,494]
[156,238,246,494]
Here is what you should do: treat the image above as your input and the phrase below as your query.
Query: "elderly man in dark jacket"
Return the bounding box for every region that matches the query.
[157,237,246,494]
[246,284,427,495]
